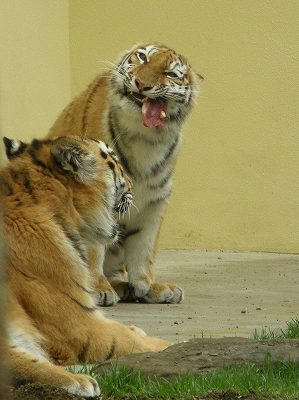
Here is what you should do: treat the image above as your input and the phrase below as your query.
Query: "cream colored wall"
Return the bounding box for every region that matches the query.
[0,0,71,164]
[69,0,299,253]
[1,1,298,253]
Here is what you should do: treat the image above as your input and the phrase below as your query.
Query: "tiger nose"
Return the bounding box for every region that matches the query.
[135,79,152,93]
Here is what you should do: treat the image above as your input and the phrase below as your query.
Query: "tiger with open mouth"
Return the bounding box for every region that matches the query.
[48,42,203,306]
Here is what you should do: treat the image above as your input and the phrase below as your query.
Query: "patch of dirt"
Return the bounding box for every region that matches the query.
[105,392,283,400]
[10,339,298,399]
[11,386,284,400]
[11,383,86,400]
[95,337,299,377]
[200,392,280,400]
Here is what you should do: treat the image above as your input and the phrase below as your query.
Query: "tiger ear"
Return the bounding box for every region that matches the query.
[3,137,27,159]
[50,137,97,182]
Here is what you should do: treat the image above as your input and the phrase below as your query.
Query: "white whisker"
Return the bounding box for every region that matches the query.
[131,203,140,214]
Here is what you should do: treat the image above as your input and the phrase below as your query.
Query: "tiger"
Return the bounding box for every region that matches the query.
[48,43,203,306]
[0,135,170,397]
[0,210,10,397]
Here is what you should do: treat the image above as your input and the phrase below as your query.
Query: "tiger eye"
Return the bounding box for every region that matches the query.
[165,71,179,79]
[136,51,147,64]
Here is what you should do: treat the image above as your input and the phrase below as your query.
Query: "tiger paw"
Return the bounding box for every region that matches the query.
[128,325,172,351]
[95,275,120,306]
[67,373,101,397]
[133,281,184,304]
[110,280,135,302]
[129,324,147,336]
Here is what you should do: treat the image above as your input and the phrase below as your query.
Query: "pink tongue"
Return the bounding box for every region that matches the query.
[141,98,167,128]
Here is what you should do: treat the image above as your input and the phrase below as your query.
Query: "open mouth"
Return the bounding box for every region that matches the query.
[127,91,168,128]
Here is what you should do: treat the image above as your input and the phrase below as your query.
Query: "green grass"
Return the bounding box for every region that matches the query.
[253,318,299,341]
[73,360,299,399]
[70,319,299,399]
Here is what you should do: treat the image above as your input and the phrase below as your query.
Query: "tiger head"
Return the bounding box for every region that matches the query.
[111,43,203,128]
[2,136,133,216]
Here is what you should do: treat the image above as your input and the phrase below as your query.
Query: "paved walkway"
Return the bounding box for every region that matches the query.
[104,250,299,343]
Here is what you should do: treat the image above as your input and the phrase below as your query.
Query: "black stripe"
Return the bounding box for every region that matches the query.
[82,76,105,135]
[53,213,88,264]
[12,265,96,311]
[113,83,127,100]
[72,280,94,294]
[124,228,141,240]
[30,138,51,150]
[108,111,134,177]
[22,173,33,195]
[120,52,131,67]
[147,190,172,207]
[107,161,115,170]
[116,227,140,245]
[28,149,47,169]
[64,228,88,263]
[104,338,116,361]
[9,170,19,181]
[78,338,90,363]
[123,284,135,301]
[95,225,118,241]
[9,170,34,198]
[61,228,88,263]
[111,154,118,163]
[107,160,118,186]
[65,293,97,312]
[148,170,173,190]
[175,92,185,99]
[100,150,108,159]
[90,138,100,143]
[149,136,179,176]
[103,292,107,305]
[14,197,23,207]
[27,139,52,169]
[169,109,183,122]
[10,171,36,200]
[0,176,13,196]
[12,264,35,280]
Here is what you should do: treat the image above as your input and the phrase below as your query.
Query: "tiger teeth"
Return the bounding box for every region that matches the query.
[160,111,166,119]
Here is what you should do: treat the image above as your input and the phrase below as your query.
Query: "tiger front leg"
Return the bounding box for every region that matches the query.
[10,348,100,397]
[116,201,184,304]
[84,314,171,361]
[88,244,120,306]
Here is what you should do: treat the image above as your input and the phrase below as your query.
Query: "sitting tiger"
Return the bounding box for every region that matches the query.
[0,135,169,397]
[48,43,204,306]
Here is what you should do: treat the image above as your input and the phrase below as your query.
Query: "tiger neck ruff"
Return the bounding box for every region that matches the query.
[48,42,203,305]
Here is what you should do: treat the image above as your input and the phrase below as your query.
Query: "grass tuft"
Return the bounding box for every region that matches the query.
[253,318,299,341]
[73,360,299,399]
[69,319,299,399]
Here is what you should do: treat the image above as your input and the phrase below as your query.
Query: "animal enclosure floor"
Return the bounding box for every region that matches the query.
[104,250,299,343]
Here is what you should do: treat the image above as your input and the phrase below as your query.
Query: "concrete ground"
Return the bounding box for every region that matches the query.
[104,250,299,343]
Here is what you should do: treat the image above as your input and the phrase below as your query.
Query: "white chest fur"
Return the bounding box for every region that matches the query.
[106,103,182,217]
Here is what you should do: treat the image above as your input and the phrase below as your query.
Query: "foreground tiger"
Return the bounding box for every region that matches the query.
[0,136,169,397]
[49,43,203,306]
[0,210,9,397]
